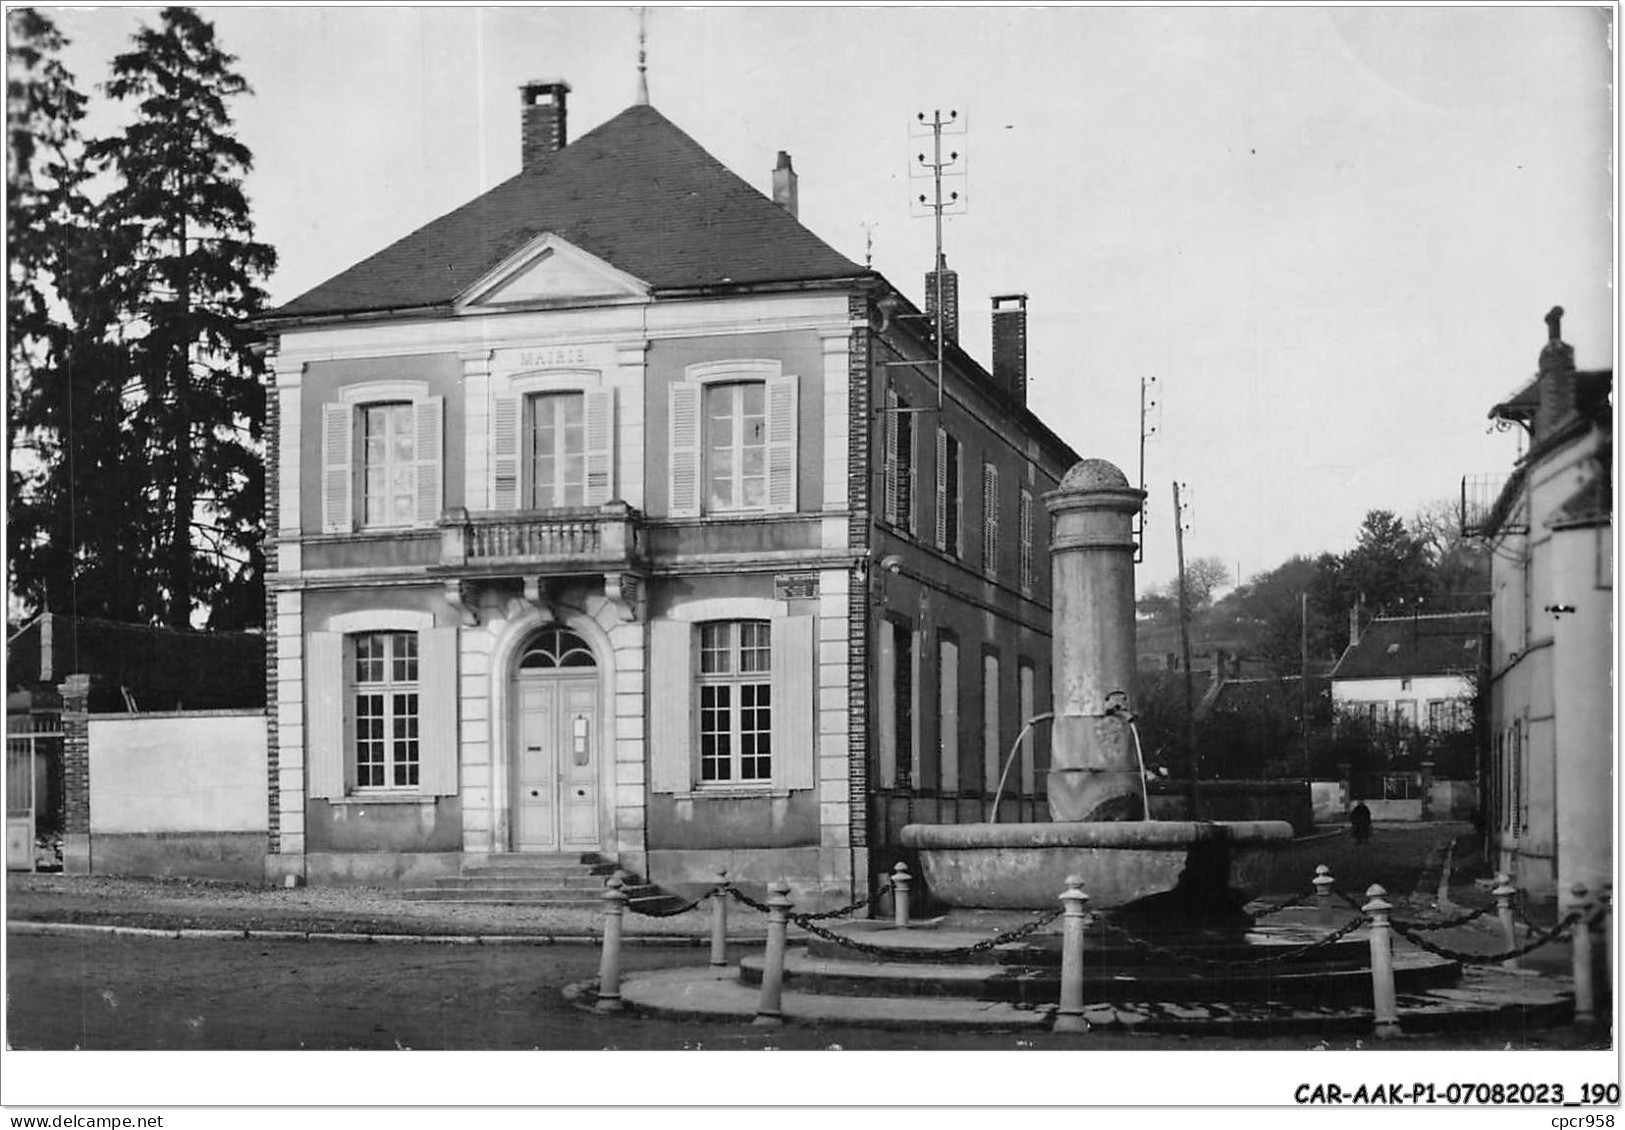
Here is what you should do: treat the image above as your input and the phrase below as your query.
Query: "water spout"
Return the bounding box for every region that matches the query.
[989,713,1053,823]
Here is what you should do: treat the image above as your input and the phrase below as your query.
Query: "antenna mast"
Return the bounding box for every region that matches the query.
[910,109,966,409]
[1134,376,1158,562]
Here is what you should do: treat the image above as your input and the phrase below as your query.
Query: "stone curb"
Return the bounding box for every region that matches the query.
[5,920,767,947]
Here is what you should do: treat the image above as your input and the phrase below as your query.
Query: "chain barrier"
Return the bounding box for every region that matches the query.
[1326,888,1490,932]
[1094,913,1368,970]
[1389,911,1581,966]
[623,886,718,918]
[1389,904,1492,932]
[795,881,894,922]
[791,906,1065,959]
[1250,889,1315,918]
[724,884,777,915]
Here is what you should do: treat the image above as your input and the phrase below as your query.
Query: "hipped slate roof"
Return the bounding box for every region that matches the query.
[1330,613,1487,682]
[270,104,865,321]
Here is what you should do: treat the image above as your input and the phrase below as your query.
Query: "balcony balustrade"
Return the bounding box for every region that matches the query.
[437,502,644,574]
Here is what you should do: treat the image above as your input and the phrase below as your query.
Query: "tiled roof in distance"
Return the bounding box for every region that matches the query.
[1331,613,1487,681]
[271,104,864,319]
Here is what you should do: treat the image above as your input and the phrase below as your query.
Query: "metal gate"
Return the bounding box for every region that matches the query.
[7,712,62,871]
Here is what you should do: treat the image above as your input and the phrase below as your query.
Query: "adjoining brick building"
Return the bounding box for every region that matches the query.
[255,84,1077,903]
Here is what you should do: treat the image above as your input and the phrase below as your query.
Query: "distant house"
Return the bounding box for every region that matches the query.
[1328,612,1486,744]
[1473,307,1611,905]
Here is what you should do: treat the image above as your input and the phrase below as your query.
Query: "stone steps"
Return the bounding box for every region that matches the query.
[401,853,689,913]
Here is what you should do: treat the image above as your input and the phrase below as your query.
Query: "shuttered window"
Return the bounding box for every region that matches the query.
[936,428,961,555]
[493,387,614,511]
[307,625,458,799]
[670,376,797,517]
[320,397,444,533]
[1019,488,1035,594]
[982,462,1000,580]
[983,651,1001,793]
[938,634,959,793]
[885,389,914,533]
[647,615,815,793]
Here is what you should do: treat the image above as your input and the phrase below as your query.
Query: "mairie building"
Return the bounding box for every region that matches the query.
[258,82,1078,905]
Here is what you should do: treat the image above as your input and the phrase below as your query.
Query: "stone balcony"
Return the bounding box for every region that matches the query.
[435,501,645,576]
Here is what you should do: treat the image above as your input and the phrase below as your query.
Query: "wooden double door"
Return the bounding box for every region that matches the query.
[514,672,600,852]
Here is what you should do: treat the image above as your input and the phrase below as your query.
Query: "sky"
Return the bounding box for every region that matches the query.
[34,4,1616,598]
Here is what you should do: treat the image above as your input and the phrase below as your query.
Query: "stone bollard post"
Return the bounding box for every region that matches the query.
[892,862,913,930]
[1571,883,1596,1026]
[1313,864,1335,929]
[1053,875,1091,1034]
[710,869,729,968]
[1363,883,1399,1039]
[754,881,794,1026]
[1493,874,1520,972]
[1602,883,1614,993]
[596,875,628,1013]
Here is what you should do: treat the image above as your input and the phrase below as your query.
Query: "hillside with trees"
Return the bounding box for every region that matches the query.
[1133,505,1489,782]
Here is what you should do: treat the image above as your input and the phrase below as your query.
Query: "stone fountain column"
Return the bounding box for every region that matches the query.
[1044,459,1147,822]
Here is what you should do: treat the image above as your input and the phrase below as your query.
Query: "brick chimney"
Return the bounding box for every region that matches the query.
[924,255,959,345]
[771,151,798,220]
[1535,304,1576,441]
[520,81,570,170]
[992,293,1028,404]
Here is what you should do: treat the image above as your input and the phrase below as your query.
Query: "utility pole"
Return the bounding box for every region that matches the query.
[1301,591,1311,780]
[1173,481,1201,818]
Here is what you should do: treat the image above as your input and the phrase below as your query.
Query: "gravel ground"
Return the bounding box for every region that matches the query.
[4,872,751,938]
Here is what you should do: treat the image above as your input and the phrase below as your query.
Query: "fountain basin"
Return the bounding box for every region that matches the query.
[899,819,1295,910]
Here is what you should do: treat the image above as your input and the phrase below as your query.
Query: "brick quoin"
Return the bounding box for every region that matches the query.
[57,674,92,837]
[263,386,282,851]
[845,292,871,852]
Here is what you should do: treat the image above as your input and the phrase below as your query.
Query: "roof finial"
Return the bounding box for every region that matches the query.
[635,7,650,106]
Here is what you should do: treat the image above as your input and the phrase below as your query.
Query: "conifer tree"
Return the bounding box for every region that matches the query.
[89,6,275,629]
[7,8,158,622]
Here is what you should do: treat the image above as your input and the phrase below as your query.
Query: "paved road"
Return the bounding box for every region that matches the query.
[6,931,1602,1052]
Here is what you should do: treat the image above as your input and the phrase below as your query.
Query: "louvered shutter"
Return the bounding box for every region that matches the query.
[935,427,948,550]
[668,382,702,518]
[307,631,345,798]
[649,619,693,792]
[320,403,353,533]
[491,395,520,510]
[764,375,798,513]
[419,626,459,795]
[983,463,1000,579]
[770,614,815,791]
[883,387,899,525]
[584,388,615,505]
[905,413,917,536]
[1019,488,1034,593]
[414,397,444,526]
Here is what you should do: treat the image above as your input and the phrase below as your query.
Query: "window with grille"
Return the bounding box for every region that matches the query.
[353,631,420,789]
[697,621,772,783]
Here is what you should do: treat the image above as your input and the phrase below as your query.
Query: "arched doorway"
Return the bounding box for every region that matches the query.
[512,626,601,852]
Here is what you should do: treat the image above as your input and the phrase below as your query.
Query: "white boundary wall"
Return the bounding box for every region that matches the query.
[88,710,268,834]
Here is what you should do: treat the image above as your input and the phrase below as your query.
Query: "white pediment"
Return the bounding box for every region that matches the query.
[456,233,651,310]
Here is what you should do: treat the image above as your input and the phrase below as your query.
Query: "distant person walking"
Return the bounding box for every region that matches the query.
[1350,801,1372,846]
